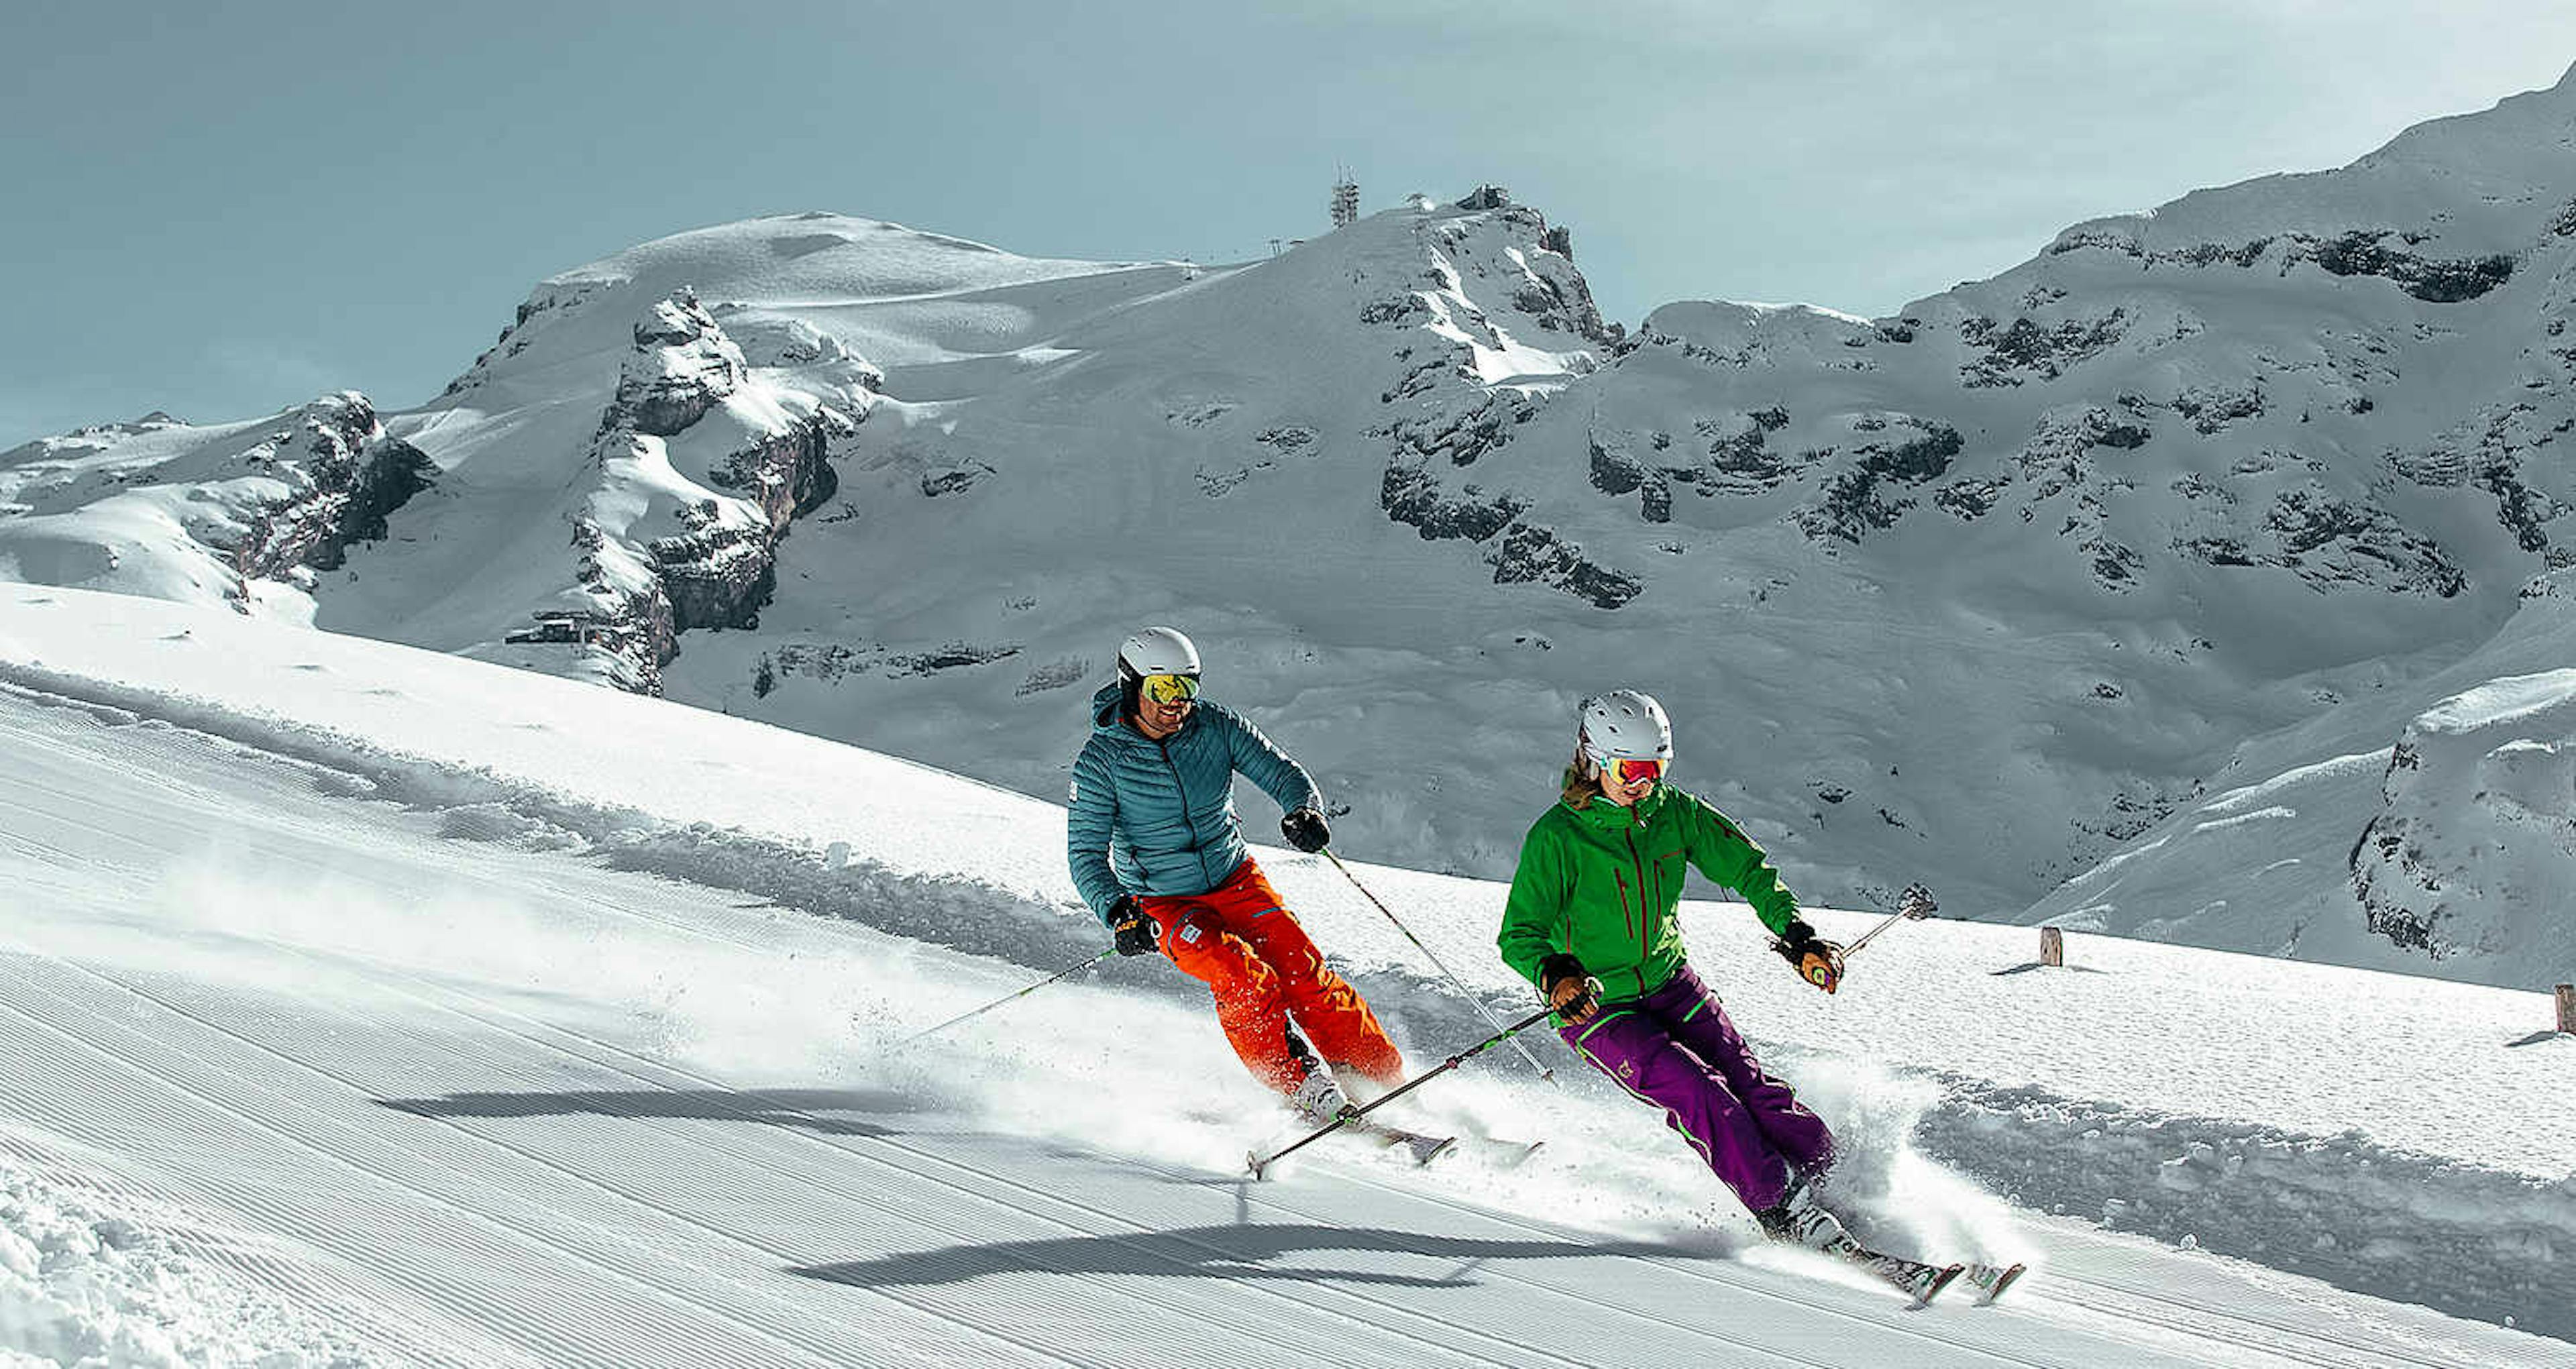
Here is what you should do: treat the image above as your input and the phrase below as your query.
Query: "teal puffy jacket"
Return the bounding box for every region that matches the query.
[1066,681,1322,922]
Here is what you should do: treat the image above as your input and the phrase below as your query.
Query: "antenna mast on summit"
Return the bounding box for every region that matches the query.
[1330,168,1360,229]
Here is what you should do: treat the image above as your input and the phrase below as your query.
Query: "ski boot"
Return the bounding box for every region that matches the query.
[1289,1070,1356,1124]
[1752,1171,1851,1251]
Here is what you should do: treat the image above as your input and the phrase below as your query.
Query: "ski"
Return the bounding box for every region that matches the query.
[1817,1231,1964,1305]
[1961,1260,2027,1305]
[1365,1120,1458,1167]
[1459,1134,1546,1168]
[1246,1115,1455,1179]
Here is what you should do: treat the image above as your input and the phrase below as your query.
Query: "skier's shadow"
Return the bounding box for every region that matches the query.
[376,1087,912,1138]
[791,1223,1668,1290]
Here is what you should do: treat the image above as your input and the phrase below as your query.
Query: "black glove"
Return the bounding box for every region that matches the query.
[1281,807,1331,854]
[1538,952,1602,1022]
[1108,896,1160,957]
[1773,918,1846,994]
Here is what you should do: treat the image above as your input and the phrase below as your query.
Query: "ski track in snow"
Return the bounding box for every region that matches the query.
[0,590,2568,1366]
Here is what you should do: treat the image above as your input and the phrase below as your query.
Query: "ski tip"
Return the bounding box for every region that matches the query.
[1919,1262,1966,1306]
[1410,1135,1459,1166]
[1973,1262,2027,1305]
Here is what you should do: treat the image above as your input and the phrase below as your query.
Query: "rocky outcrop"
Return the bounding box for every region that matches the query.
[2172,486,2465,597]
[609,292,747,437]
[1382,461,1527,543]
[712,406,849,529]
[2045,226,2516,304]
[553,294,870,690]
[1796,419,1963,544]
[1363,201,1631,606]
[1959,310,2131,388]
[2305,231,2514,304]
[225,394,435,589]
[1489,524,1642,608]
[650,504,778,633]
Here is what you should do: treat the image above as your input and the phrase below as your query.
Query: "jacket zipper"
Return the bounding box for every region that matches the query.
[1155,734,1212,889]
[1624,828,1652,993]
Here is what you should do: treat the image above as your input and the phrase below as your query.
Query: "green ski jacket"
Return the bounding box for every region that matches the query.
[1497,782,1801,1003]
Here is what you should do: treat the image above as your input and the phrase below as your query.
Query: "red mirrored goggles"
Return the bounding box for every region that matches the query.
[1139,672,1201,705]
[1603,757,1666,786]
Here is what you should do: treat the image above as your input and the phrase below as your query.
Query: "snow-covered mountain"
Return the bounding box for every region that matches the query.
[9,73,2576,989]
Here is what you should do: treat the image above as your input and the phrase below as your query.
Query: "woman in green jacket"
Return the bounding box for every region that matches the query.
[1498,689,1854,1246]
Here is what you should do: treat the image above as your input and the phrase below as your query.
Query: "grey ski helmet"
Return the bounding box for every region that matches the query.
[1117,626,1200,683]
[1578,690,1672,772]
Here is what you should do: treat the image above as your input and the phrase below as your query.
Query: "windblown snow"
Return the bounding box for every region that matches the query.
[0,585,2567,1367]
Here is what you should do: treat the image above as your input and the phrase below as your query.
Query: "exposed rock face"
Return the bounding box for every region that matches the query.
[552,294,870,690]
[225,393,437,585]
[712,407,848,530]
[1796,418,1963,545]
[1381,464,1525,542]
[1960,310,2131,388]
[612,293,747,436]
[1362,203,1631,606]
[1489,524,1642,608]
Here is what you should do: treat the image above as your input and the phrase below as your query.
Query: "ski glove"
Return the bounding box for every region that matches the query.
[1281,807,1331,854]
[1108,896,1161,957]
[1774,920,1846,995]
[1538,952,1603,1024]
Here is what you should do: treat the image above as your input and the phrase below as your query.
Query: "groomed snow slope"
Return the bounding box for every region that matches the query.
[0,584,2567,1367]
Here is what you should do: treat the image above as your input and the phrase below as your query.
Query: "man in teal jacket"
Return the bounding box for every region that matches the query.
[1499,689,1854,1247]
[1068,626,1405,1120]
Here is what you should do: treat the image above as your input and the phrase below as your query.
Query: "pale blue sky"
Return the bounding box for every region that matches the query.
[6,1,2574,447]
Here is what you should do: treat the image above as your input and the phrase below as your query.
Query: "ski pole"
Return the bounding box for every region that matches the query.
[890,948,1116,1048]
[1248,1005,1554,1179]
[1841,882,1937,961]
[1772,883,1937,990]
[1319,847,1557,1085]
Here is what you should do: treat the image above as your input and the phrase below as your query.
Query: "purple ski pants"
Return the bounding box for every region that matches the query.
[1560,962,1835,1212]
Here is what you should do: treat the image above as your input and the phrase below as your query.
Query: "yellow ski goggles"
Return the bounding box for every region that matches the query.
[1139,672,1201,705]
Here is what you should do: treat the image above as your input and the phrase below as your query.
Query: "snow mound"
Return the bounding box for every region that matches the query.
[0,1141,381,1368]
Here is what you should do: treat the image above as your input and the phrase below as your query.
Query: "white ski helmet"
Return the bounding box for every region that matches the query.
[1578,690,1672,771]
[1117,626,1201,682]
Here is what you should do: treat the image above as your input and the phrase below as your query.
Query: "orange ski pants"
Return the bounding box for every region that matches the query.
[1140,857,1405,1095]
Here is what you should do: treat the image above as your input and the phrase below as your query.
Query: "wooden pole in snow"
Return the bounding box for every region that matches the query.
[2040,926,2065,969]
[2557,983,2575,1036]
